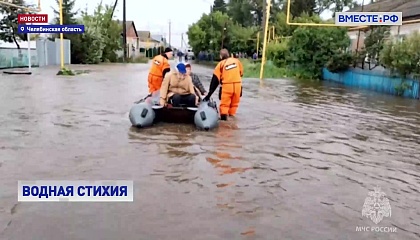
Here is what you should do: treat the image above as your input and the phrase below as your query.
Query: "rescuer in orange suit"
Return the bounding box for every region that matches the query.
[148,47,173,93]
[203,49,243,121]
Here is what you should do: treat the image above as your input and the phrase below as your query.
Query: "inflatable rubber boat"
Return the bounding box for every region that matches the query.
[129,91,219,130]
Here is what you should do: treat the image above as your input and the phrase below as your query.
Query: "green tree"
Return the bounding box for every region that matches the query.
[51,0,122,64]
[80,9,104,63]
[187,10,258,57]
[228,0,254,27]
[0,0,33,49]
[315,0,357,16]
[187,11,233,54]
[266,39,290,67]
[363,26,390,64]
[212,0,227,13]
[288,26,351,78]
[290,0,316,17]
[229,24,258,53]
[254,0,265,28]
[53,0,78,25]
[53,0,84,63]
[273,12,322,37]
[380,32,420,79]
[81,3,122,63]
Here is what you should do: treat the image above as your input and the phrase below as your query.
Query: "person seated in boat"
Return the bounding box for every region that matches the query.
[159,63,198,107]
[185,63,207,97]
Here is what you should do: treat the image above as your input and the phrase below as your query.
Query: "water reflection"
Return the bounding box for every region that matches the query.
[206,121,250,176]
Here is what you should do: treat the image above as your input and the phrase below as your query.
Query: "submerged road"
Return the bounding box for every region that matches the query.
[0,62,419,240]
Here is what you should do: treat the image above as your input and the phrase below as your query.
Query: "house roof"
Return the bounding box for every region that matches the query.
[151,34,163,42]
[137,31,159,42]
[394,0,420,18]
[347,0,420,18]
[116,20,138,37]
[148,39,160,43]
[126,21,138,37]
[137,31,150,39]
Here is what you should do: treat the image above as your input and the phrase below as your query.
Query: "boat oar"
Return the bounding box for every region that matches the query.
[133,93,151,104]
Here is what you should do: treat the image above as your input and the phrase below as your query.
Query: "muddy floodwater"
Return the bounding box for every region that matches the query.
[0,63,419,240]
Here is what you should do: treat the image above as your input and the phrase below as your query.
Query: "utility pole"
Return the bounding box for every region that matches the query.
[181,33,184,49]
[261,0,267,41]
[210,5,214,52]
[260,0,271,80]
[122,0,127,61]
[111,0,118,18]
[355,0,365,53]
[168,20,171,47]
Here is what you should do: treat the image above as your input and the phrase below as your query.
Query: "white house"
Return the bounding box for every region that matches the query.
[347,0,420,51]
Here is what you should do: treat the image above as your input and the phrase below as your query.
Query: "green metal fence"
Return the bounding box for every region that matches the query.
[0,48,39,69]
[139,47,165,59]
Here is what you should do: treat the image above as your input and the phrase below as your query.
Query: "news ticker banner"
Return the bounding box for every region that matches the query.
[335,12,402,26]
[18,180,134,202]
[18,14,48,23]
[18,25,85,34]
[17,14,84,34]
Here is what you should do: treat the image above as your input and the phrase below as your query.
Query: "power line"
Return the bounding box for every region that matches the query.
[181,33,184,49]
[168,20,171,47]
[122,0,127,60]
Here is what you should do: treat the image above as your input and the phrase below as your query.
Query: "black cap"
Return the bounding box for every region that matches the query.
[164,47,173,53]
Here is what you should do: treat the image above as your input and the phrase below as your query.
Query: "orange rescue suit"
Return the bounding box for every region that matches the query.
[209,57,243,116]
[148,54,170,93]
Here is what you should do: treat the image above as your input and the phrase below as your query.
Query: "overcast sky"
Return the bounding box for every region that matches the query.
[33,0,363,48]
[35,0,214,48]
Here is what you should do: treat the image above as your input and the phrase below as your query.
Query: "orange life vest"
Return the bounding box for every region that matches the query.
[148,54,170,93]
[213,57,243,85]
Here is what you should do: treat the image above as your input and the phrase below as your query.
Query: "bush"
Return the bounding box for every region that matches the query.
[238,26,352,79]
[352,49,367,67]
[56,68,90,76]
[266,40,290,68]
[241,58,292,78]
[326,52,353,73]
[57,68,75,76]
[380,32,420,79]
[287,26,351,79]
[255,27,352,79]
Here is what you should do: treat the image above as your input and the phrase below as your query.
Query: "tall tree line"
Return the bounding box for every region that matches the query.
[211,0,370,29]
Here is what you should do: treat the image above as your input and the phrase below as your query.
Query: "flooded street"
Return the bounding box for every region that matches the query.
[0,62,419,240]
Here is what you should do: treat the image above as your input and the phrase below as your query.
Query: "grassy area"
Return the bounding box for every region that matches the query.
[241,59,291,79]
[195,60,218,67]
[56,67,91,76]
[196,58,292,79]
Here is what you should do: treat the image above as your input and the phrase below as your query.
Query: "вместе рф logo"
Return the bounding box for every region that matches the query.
[362,187,391,224]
